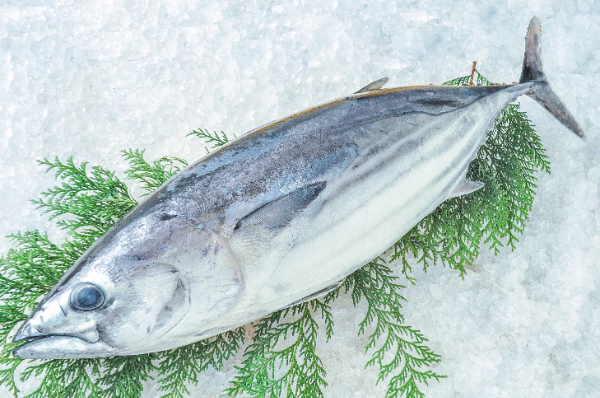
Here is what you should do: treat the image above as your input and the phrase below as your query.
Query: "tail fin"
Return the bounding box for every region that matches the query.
[520,17,584,138]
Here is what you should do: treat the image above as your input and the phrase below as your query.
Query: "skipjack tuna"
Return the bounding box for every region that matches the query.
[14,17,582,359]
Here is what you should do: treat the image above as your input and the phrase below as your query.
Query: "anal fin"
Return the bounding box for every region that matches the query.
[447,178,484,200]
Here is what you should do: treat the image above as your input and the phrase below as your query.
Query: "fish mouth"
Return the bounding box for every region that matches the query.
[13,334,118,359]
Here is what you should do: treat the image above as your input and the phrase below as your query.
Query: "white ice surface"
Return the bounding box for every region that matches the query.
[1,1,599,397]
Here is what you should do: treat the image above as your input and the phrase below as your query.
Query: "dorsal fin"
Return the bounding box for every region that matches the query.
[354,77,389,94]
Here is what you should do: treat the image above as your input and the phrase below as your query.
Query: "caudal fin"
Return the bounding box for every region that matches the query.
[520,17,584,138]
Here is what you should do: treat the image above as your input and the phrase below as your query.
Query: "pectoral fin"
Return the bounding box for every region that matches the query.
[229,182,327,265]
[234,181,327,232]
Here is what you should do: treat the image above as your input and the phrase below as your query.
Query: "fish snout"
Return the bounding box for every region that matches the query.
[13,299,101,345]
[13,321,41,342]
[14,319,100,344]
[14,299,66,341]
[12,300,110,359]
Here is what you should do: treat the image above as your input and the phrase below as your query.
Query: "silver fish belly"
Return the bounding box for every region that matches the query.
[13,17,583,359]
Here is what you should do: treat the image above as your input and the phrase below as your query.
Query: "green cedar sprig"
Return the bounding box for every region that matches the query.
[0,72,550,398]
[32,157,136,240]
[393,83,550,281]
[441,70,500,87]
[346,260,444,398]
[441,74,471,86]
[156,328,246,398]
[226,300,333,398]
[122,149,188,196]
[229,257,446,398]
[19,359,103,398]
[98,355,158,398]
[187,129,230,152]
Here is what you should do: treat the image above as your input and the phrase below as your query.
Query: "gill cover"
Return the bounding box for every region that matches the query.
[13,258,190,359]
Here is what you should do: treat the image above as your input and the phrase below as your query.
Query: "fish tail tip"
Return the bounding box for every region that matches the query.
[529,83,585,139]
[520,17,585,138]
[520,16,544,84]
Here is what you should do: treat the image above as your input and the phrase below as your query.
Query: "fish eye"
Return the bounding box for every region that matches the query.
[70,283,106,311]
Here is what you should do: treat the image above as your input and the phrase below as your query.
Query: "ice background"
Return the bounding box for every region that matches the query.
[0,1,599,397]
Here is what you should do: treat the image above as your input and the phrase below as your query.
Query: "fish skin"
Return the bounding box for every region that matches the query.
[13,17,582,359]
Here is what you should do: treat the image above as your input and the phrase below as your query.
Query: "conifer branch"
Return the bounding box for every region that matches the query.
[226,301,331,398]
[97,355,158,398]
[345,260,444,398]
[187,129,230,151]
[122,149,188,196]
[0,69,550,398]
[441,75,471,86]
[442,69,500,87]
[0,357,22,397]
[393,77,550,279]
[20,359,103,398]
[156,328,246,398]
[32,157,135,239]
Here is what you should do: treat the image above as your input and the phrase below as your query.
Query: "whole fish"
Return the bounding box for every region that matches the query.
[13,17,582,359]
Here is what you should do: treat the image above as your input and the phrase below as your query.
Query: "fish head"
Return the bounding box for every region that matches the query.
[12,254,190,359]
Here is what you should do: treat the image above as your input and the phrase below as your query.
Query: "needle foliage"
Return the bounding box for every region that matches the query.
[0,74,550,398]
[395,79,550,282]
